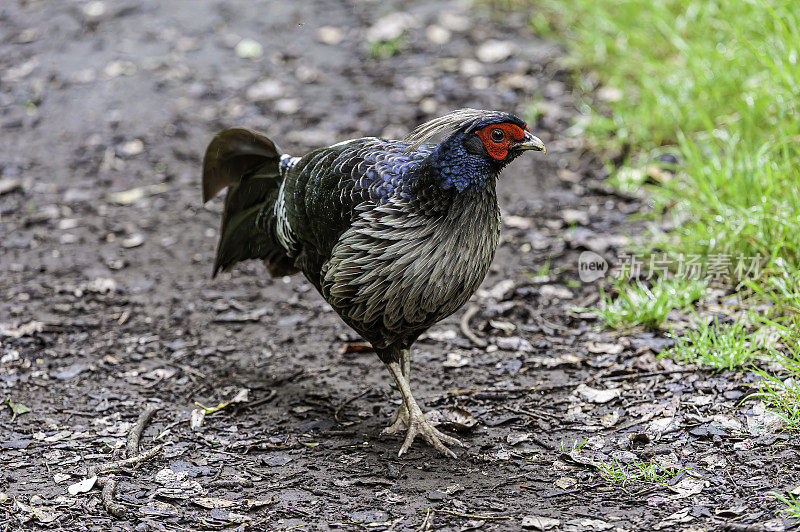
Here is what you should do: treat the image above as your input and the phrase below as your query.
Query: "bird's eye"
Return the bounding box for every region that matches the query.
[490,129,504,142]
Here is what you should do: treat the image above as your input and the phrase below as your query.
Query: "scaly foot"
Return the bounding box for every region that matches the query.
[399,404,463,458]
[384,358,463,458]
[381,404,409,435]
[382,349,412,435]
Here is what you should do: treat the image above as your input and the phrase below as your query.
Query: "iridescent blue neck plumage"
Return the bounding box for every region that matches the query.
[425,132,501,193]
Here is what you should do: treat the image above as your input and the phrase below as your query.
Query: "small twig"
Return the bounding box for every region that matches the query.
[126,405,159,457]
[96,477,125,517]
[85,446,164,520]
[415,509,434,532]
[436,509,512,520]
[447,381,582,397]
[460,305,487,347]
[528,435,556,451]
[90,443,165,476]
[86,444,164,518]
[532,311,573,333]
[601,368,696,381]
[334,389,371,421]
[195,387,249,416]
[208,478,254,488]
[81,403,168,518]
[236,389,277,412]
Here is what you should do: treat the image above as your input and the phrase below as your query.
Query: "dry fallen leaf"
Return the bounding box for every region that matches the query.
[576,384,621,404]
[554,476,577,489]
[586,341,624,355]
[140,500,179,516]
[427,407,477,432]
[191,497,237,509]
[745,402,786,436]
[443,352,471,368]
[68,475,97,495]
[522,515,561,530]
[108,183,169,205]
[190,409,205,430]
[668,477,705,499]
[601,410,620,428]
[506,432,531,446]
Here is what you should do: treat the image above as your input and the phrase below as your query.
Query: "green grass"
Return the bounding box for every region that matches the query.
[751,324,800,430]
[597,457,681,486]
[770,491,800,519]
[595,277,706,329]
[505,0,800,400]
[367,37,404,59]
[560,438,588,453]
[664,316,760,369]
[514,0,800,287]
[500,0,800,513]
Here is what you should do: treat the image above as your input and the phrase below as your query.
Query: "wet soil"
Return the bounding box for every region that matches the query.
[1,0,799,530]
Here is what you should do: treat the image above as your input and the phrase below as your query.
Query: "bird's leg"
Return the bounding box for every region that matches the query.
[384,360,463,458]
[382,349,411,434]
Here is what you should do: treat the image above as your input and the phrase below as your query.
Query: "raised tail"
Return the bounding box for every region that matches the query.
[202,128,298,277]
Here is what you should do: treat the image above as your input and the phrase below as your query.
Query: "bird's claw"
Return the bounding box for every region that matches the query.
[381,405,409,435]
[398,410,463,459]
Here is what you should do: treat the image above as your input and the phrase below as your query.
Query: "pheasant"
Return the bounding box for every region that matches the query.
[202,109,546,457]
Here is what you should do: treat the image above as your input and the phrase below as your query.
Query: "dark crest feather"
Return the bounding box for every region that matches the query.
[403,108,511,152]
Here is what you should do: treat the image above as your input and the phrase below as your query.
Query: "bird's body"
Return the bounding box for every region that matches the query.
[202,109,545,457]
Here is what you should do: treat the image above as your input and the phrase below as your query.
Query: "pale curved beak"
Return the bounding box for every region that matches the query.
[515,132,547,154]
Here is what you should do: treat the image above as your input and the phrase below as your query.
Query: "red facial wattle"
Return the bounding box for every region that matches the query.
[474,122,527,160]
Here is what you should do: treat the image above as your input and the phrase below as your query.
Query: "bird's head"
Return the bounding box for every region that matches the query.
[405,109,546,192]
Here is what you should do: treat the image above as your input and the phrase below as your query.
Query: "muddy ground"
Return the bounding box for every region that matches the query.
[1,0,799,530]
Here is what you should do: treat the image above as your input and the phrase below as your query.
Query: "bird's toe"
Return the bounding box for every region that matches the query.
[382,406,409,435]
[429,427,464,448]
[398,415,460,458]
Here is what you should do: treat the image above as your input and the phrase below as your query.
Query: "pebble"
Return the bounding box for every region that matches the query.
[17,28,39,44]
[274,98,300,114]
[82,1,107,23]
[459,59,484,77]
[402,76,434,101]
[500,73,537,91]
[544,80,565,98]
[470,76,490,90]
[295,65,320,83]
[6,57,39,82]
[366,12,417,42]
[119,139,144,157]
[246,79,283,101]
[122,234,144,248]
[235,38,263,59]
[540,284,573,300]
[0,178,22,196]
[561,208,590,225]
[522,515,560,530]
[70,68,96,84]
[476,40,516,63]
[418,97,437,114]
[316,26,344,45]
[438,12,471,32]
[104,60,136,77]
[425,24,451,45]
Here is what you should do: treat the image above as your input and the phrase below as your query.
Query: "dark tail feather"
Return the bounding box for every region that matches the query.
[202,128,296,277]
[202,128,281,202]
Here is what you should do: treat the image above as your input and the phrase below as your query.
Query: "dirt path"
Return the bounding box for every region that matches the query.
[1,1,798,530]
